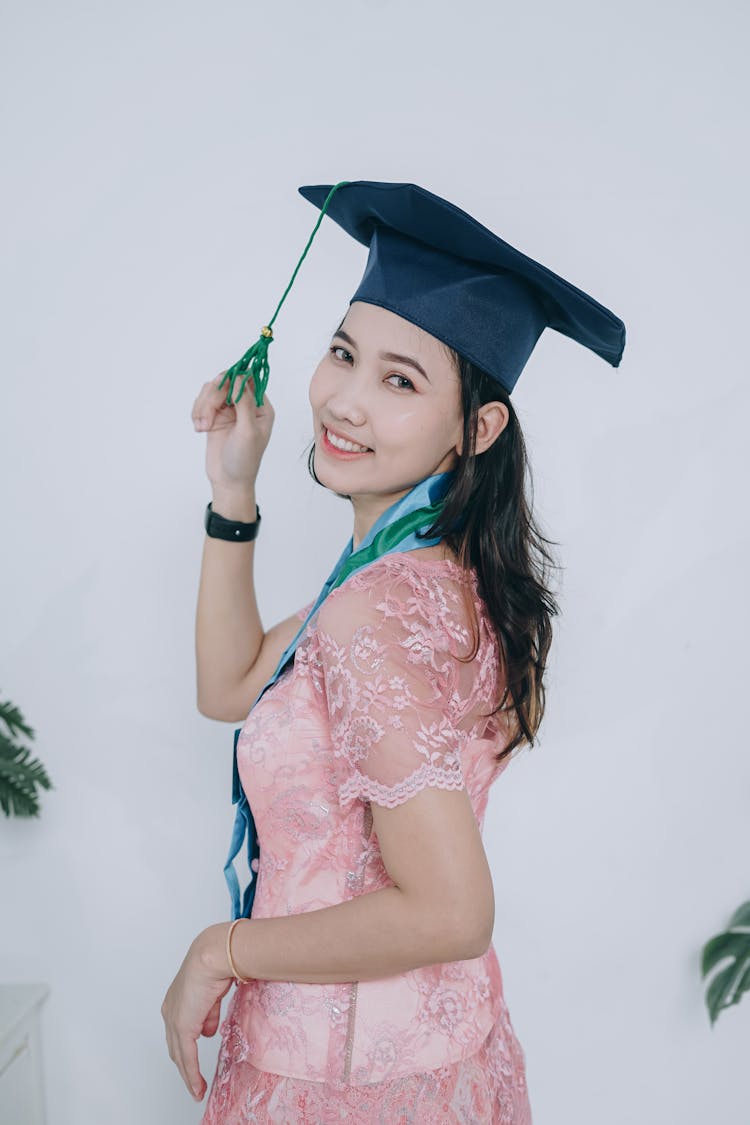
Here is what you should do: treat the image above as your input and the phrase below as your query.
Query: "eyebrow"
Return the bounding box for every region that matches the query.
[332,328,431,384]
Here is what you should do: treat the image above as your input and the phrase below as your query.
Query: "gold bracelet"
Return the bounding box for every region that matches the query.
[226,918,252,984]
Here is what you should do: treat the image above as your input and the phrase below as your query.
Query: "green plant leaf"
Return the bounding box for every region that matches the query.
[0,697,35,741]
[701,906,750,1025]
[0,698,52,818]
[728,901,750,929]
[701,932,750,977]
[0,778,40,817]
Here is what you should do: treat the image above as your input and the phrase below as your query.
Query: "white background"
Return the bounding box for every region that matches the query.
[2,1,748,1122]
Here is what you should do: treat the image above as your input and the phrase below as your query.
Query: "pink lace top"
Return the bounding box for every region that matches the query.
[202,553,532,1122]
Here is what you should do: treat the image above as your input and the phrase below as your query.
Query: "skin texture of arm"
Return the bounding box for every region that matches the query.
[196,483,312,722]
[166,793,494,1106]
[200,783,495,983]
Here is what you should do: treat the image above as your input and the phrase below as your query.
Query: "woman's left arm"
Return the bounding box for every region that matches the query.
[162,783,494,1102]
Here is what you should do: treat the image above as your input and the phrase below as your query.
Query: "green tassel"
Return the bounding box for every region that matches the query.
[218,326,274,408]
[219,180,351,409]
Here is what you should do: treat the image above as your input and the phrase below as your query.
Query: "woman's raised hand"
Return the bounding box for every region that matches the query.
[192,371,275,495]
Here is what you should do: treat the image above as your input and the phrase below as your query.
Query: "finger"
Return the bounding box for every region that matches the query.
[192,372,234,431]
[176,1033,205,1101]
[162,1001,178,1064]
[165,1017,203,1100]
[234,377,275,438]
[228,373,260,433]
[167,1026,196,1098]
[166,1028,184,1076]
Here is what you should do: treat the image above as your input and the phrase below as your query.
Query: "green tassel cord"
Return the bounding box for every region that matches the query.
[219,180,352,409]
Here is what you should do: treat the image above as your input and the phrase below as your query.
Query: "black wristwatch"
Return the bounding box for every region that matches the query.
[204,501,261,541]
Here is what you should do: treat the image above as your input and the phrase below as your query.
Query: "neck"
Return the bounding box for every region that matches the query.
[350,488,413,551]
[347,470,459,554]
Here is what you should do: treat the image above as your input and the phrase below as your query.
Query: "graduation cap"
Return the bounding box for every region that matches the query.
[219,179,625,406]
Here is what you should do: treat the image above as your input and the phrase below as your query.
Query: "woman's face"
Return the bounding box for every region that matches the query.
[309,301,464,508]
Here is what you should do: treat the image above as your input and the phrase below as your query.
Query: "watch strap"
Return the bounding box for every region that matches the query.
[205,501,261,541]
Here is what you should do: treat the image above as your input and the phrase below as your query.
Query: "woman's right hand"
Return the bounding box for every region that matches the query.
[192,370,275,494]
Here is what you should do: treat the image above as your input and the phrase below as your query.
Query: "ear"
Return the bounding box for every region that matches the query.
[475,402,509,455]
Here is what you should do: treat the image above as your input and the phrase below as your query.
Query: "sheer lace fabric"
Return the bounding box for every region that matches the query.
[202,987,531,1123]
[201,554,532,1122]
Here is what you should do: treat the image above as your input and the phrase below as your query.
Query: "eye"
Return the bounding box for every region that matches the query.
[329,345,352,363]
[328,345,415,391]
[385,373,415,391]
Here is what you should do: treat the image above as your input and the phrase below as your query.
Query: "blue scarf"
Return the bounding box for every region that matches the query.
[223,469,458,919]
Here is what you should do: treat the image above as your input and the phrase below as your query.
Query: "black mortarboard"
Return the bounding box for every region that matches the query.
[298,180,625,394]
[219,179,625,406]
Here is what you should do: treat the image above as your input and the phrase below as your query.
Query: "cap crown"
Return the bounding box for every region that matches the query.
[299,180,626,393]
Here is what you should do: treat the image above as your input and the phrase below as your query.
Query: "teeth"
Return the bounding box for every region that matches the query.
[325,428,371,453]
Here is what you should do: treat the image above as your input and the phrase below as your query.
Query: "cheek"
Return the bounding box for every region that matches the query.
[385,408,419,443]
[390,405,449,448]
[308,364,327,408]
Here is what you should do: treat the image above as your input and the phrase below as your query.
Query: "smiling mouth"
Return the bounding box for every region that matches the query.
[321,426,374,455]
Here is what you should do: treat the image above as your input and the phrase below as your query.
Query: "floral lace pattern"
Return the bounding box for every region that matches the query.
[202,988,531,1123]
[201,553,531,1122]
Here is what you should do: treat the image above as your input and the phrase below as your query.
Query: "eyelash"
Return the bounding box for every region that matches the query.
[328,345,415,391]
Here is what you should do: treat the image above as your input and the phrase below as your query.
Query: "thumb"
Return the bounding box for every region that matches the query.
[201,997,223,1038]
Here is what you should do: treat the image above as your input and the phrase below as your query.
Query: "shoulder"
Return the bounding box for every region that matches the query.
[314,552,495,667]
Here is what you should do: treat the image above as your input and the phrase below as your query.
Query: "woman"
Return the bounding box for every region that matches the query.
[161,181,626,1123]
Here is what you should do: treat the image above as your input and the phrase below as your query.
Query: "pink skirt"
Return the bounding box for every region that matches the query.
[200,997,532,1124]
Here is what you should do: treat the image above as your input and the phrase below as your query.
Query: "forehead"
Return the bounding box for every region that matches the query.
[341,301,456,372]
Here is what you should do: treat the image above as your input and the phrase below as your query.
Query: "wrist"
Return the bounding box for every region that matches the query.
[209,489,258,522]
[198,922,252,981]
[226,918,255,983]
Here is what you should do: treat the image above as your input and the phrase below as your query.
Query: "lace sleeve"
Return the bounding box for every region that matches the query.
[314,562,471,810]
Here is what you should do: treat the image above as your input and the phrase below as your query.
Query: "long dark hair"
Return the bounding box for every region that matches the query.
[304,321,562,766]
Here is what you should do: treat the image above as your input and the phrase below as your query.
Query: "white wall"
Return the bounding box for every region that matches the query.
[2,1,748,1122]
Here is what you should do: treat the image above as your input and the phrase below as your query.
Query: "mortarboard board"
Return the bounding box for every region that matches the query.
[220,179,625,406]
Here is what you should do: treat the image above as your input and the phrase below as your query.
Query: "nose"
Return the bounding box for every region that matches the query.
[324,385,369,430]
